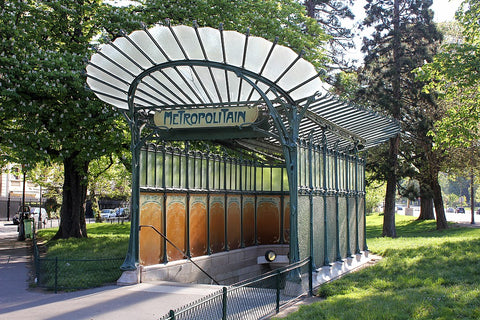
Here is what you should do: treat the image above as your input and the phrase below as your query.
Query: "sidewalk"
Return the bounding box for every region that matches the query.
[0,221,223,320]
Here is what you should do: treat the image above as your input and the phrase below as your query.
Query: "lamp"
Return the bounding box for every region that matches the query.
[265,250,277,262]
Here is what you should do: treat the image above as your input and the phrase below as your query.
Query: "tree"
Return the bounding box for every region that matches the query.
[417,1,480,224]
[303,0,356,71]
[358,0,445,236]
[137,0,329,69]
[0,1,134,239]
[418,1,480,146]
[1,0,329,240]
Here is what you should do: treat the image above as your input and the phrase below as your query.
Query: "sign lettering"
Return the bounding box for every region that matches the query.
[154,107,258,129]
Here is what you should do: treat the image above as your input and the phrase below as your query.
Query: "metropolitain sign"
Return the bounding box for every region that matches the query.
[154,106,259,129]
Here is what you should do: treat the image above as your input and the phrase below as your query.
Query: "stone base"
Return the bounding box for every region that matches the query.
[141,245,289,285]
[117,269,141,286]
[313,251,379,288]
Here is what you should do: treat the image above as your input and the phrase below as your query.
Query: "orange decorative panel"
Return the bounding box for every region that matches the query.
[227,195,241,250]
[242,195,255,247]
[209,195,225,253]
[257,196,280,244]
[166,194,187,261]
[139,193,163,266]
[189,195,207,257]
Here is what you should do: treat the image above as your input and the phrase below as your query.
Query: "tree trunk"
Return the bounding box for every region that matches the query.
[53,155,89,239]
[432,172,448,230]
[383,0,401,238]
[304,0,316,18]
[470,171,475,225]
[418,181,435,220]
[383,135,399,238]
[418,197,435,220]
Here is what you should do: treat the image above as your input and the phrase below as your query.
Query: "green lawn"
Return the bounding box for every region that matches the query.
[37,223,130,259]
[36,223,131,289]
[280,214,480,320]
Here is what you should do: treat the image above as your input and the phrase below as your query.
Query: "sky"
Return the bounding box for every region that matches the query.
[347,0,463,63]
[352,0,463,22]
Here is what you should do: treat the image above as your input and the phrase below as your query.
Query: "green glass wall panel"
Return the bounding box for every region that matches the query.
[263,167,272,191]
[358,196,366,250]
[201,159,208,189]
[312,196,324,266]
[338,197,347,258]
[147,149,156,187]
[225,162,231,190]
[155,153,163,187]
[165,153,172,187]
[272,168,282,192]
[172,154,180,188]
[348,197,356,256]
[326,196,337,263]
[298,195,311,260]
[283,169,289,191]
[140,150,147,187]
[256,167,262,191]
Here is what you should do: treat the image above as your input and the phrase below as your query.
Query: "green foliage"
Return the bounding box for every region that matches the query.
[0,1,130,168]
[417,0,480,148]
[280,214,480,320]
[137,0,329,70]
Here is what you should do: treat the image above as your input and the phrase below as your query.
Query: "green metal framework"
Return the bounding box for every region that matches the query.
[85,23,400,273]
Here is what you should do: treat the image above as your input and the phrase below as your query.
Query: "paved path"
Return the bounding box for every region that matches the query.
[0,221,223,320]
[1,213,477,320]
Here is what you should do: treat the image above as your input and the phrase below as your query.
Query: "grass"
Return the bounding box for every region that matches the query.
[279,214,480,320]
[37,223,130,259]
[35,223,131,290]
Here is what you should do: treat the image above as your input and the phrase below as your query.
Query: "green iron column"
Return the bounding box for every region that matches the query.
[121,110,142,271]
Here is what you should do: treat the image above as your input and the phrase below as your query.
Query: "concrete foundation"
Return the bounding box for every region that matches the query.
[117,248,377,287]
[139,244,289,285]
[313,251,378,287]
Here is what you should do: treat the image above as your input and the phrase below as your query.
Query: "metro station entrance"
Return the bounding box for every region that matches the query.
[86,23,399,285]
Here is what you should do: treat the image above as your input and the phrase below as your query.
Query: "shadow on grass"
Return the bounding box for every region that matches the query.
[366,214,477,240]
[308,234,480,320]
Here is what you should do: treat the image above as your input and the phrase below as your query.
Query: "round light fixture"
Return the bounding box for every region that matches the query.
[265,250,277,262]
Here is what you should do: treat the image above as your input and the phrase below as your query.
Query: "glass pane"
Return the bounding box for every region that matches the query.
[272,167,282,192]
[180,154,186,188]
[218,160,224,190]
[256,166,262,191]
[147,150,156,187]
[225,162,231,190]
[140,150,147,187]
[165,153,172,187]
[208,158,214,189]
[155,152,163,188]
[172,154,180,188]
[263,167,271,191]
[283,168,289,191]
[201,158,207,189]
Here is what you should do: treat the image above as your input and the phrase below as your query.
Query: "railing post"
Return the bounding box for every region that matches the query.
[276,270,281,313]
[169,309,175,320]
[54,257,58,294]
[308,256,313,297]
[222,286,228,320]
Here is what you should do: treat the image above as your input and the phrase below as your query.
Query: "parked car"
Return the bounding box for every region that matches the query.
[12,205,31,225]
[446,207,455,213]
[30,207,48,225]
[100,209,116,220]
[114,207,129,217]
[455,207,465,214]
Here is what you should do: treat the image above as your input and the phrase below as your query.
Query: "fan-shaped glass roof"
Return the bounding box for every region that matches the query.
[86,24,399,152]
